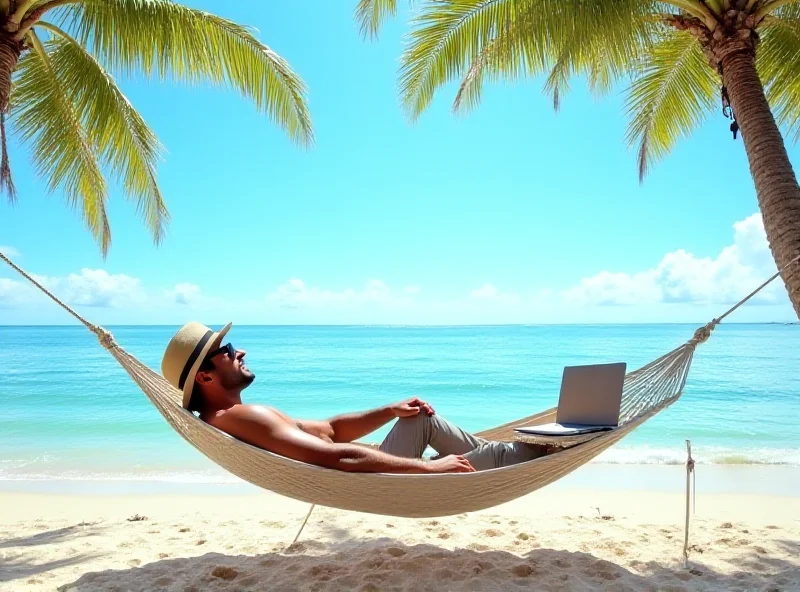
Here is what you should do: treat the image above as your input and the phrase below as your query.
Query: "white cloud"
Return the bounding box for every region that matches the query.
[470,283,521,305]
[266,278,413,309]
[0,278,27,307]
[471,283,498,299]
[563,270,660,306]
[39,269,145,308]
[563,214,786,307]
[1,269,143,309]
[363,279,391,300]
[0,246,19,258]
[0,213,793,325]
[166,282,202,305]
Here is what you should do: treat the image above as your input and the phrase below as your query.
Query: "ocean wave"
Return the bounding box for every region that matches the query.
[591,446,800,466]
[0,448,239,483]
[0,469,240,484]
[0,454,59,470]
[2,447,799,484]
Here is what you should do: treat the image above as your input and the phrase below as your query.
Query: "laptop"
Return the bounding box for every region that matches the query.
[515,362,626,436]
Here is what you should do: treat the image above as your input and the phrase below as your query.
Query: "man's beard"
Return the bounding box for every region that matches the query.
[221,369,255,390]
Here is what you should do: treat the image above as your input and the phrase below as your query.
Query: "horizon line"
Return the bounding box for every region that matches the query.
[1,321,798,328]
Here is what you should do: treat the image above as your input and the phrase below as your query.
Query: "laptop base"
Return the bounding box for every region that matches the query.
[514,423,616,436]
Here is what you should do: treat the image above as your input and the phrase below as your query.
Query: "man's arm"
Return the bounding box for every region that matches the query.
[327,405,395,443]
[213,405,473,474]
[302,397,435,444]
[292,408,392,444]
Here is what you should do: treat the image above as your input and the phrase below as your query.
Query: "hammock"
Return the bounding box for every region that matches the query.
[1,251,798,518]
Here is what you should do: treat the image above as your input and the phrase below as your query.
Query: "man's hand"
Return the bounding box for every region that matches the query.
[426,454,475,473]
[390,396,434,418]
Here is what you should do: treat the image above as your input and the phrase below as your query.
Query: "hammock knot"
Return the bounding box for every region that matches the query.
[688,319,719,346]
[90,325,118,350]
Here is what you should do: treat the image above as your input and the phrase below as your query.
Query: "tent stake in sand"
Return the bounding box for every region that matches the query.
[683,439,695,569]
[292,504,317,546]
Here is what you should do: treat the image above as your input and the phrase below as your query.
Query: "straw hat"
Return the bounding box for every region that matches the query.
[162,321,232,408]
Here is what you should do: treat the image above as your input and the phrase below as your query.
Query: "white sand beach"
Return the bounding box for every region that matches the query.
[3,465,799,592]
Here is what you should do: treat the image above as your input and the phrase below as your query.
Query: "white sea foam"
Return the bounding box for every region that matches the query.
[592,446,800,466]
[0,469,240,484]
[2,447,798,485]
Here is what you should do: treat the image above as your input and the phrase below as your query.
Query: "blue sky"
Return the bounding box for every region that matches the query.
[0,2,798,325]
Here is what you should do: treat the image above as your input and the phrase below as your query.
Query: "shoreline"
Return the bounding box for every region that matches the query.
[4,463,800,497]
[5,487,800,525]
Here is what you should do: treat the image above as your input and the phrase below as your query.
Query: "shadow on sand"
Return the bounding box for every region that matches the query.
[2,552,99,584]
[55,536,799,592]
[1,522,106,583]
[0,522,105,550]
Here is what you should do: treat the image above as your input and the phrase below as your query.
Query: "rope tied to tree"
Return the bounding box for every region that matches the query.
[718,63,740,140]
[721,86,740,139]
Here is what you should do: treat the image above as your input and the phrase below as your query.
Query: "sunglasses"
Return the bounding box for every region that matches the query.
[207,342,235,360]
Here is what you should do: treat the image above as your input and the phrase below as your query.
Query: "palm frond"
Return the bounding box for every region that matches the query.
[9,31,110,252]
[58,0,313,147]
[581,12,668,100]
[543,0,661,107]
[38,20,168,244]
[623,28,718,181]
[704,0,724,17]
[401,0,660,120]
[754,0,800,24]
[661,0,720,28]
[452,35,504,114]
[355,0,405,39]
[400,0,556,121]
[586,43,618,100]
[451,7,548,115]
[757,4,800,143]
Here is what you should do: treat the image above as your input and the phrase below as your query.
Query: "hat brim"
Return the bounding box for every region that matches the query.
[181,322,232,408]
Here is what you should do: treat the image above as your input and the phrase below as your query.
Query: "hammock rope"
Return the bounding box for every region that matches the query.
[1,250,798,518]
[0,249,118,350]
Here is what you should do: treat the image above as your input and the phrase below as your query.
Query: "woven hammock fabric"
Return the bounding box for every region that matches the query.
[108,337,697,517]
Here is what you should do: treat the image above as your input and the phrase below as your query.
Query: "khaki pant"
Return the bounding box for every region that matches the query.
[379,413,547,471]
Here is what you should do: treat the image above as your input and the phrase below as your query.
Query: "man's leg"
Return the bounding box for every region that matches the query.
[379,413,486,459]
[462,441,548,472]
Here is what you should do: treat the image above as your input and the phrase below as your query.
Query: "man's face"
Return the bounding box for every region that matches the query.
[203,342,255,391]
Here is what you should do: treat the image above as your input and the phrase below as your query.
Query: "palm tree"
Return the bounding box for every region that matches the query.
[355,0,800,319]
[0,0,313,256]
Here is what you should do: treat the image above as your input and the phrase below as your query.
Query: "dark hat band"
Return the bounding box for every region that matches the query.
[178,330,213,390]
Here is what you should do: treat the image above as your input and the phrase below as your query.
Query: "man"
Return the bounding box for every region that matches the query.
[161,322,547,475]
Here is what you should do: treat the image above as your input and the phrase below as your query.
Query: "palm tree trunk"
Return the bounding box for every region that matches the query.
[722,49,800,320]
[0,34,20,112]
[0,33,20,197]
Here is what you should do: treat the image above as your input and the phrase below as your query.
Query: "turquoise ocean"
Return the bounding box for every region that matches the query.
[1,324,798,487]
